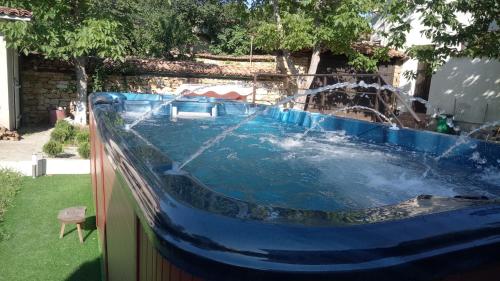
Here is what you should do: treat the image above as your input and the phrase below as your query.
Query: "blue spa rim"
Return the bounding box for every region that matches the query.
[90,92,500,281]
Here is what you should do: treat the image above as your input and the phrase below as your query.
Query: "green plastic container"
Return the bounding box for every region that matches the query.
[436,114,453,134]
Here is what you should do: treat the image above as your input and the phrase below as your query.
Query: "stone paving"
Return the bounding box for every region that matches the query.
[0,127,51,161]
[0,126,89,175]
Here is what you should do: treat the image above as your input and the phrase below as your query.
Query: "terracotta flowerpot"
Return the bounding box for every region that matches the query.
[49,108,66,126]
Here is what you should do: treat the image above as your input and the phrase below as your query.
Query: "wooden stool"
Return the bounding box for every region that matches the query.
[58,206,86,243]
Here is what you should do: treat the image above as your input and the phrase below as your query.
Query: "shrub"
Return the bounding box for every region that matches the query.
[43,140,63,157]
[51,120,75,143]
[0,169,21,218]
[54,119,73,132]
[0,168,22,240]
[77,142,90,159]
[75,128,89,145]
[50,128,69,143]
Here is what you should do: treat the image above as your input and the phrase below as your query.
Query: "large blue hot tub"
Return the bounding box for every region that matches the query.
[90,92,500,281]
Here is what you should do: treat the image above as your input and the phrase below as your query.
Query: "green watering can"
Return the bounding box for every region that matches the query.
[436,114,454,134]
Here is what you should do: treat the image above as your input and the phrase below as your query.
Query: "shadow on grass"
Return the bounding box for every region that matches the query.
[65,256,102,281]
[83,216,96,242]
[62,218,100,280]
[61,216,96,242]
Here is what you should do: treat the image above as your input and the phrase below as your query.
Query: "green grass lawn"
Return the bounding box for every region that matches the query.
[0,175,101,281]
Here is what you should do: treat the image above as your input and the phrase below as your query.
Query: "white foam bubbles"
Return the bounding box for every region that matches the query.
[478,167,500,186]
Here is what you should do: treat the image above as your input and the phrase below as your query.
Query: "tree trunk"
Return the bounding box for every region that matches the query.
[272,0,322,109]
[272,0,299,107]
[74,56,88,125]
[273,0,288,74]
[272,0,283,34]
[292,45,322,109]
[301,45,321,89]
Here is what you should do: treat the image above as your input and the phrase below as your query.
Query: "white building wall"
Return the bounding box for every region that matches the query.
[0,34,17,130]
[372,12,469,97]
[394,13,434,97]
[427,57,500,124]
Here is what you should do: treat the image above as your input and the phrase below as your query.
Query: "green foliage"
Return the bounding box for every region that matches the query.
[161,11,198,55]
[347,46,391,72]
[50,120,75,143]
[0,175,101,280]
[252,0,383,71]
[0,0,129,61]
[43,140,63,157]
[91,66,106,92]
[253,0,375,52]
[125,0,251,57]
[125,0,194,57]
[0,169,21,222]
[210,25,251,55]
[1,0,131,122]
[50,128,68,143]
[54,119,73,132]
[348,53,378,73]
[0,168,21,241]
[75,128,90,145]
[253,22,281,51]
[372,46,391,63]
[77,142,90,159]
[47,122,89,158]
[281,11,315,51]
[383,0,500,73]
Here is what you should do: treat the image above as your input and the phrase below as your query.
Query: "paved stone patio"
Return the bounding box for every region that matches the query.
[0,126,89,175]
[0,127,51,161]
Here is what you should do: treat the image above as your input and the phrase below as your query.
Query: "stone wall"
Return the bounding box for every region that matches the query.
[19,54,401,126]
[19,56,286,126]
[21,69,77,125]
[378,64,402,87]
[102,75,285,104]
[194,57,276,73]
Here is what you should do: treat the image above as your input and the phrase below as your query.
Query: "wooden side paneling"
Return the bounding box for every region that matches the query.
[91,119,105,245]
[106,170,137,281]
[89,113,97,225]
[92,112,205,281]
[137,223,203,281]
[95,137,105,235]
[101,145,115,218]
[161,259,171,281]
[156,252,163,281]
[140,227,147,281]
[147,232,153,281]
[91,114,109,280]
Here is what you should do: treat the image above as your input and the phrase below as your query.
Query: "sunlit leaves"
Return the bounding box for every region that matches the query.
[383,0,499,73]
[281,11,315,51]
[253,0,382,71]
[210,25,252,55]
[0,0,128,62]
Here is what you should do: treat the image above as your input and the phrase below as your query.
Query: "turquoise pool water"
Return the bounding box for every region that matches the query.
[125,108,499,212]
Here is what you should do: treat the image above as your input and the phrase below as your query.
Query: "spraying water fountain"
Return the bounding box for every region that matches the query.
[162,81,401,173]
[111,84,500,205]
[89,85,500,281]
[435,120,500,161]
[300,105,399,140]
[119,80,498,179]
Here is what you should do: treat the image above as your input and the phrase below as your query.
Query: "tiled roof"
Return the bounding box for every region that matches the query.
[105,58,277,78]
[352,42,406,59]
[196,53,276,62]
[0,6,32,19]
[292,42,407,60]
[197,43,406,61]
